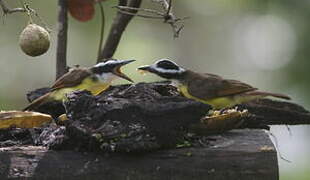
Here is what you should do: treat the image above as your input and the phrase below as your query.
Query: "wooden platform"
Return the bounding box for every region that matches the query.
[0,129,278,180]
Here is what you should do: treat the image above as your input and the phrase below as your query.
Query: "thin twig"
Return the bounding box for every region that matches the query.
[56,0,68,79]
[97,2,105,61]
[0,1,51,32]
[115,5,188,22]
[285,125,292,136]
[115,6,166,16]
[98,0,142,62]
[116,0,186,38]
[154,0,183,38]
[0,0,27,14]
[268,131,292,163]
[30,8,52,32]
[166,0,172,19]
[116,9,163,19]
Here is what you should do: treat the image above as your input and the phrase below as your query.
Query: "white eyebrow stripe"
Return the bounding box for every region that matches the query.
[152,65,185,74]
[95,60,119,67]
[94,62,106,67]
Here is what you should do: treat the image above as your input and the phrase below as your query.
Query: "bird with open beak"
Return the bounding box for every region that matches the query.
[24,59,135,111]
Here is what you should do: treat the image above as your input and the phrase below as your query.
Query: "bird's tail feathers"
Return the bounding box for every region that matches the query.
[245,91,291,100]
[23,92,51,111]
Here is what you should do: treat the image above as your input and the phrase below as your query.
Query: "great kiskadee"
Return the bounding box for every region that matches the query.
[23,59,135,111]
[138,59,290,109]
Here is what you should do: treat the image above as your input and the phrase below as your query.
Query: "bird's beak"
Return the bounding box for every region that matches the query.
[113,59,135,82]
[137,65,153,75]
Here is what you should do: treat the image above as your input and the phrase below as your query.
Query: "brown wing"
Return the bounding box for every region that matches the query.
[51,68,92,91]
[187,72,257,100]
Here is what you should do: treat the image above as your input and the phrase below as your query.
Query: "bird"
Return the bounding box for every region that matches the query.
[23,59,135,111]
[138,59,290,109]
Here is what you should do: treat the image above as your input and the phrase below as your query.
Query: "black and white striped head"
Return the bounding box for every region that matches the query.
[91,59,135,82]
[138,59,186,79]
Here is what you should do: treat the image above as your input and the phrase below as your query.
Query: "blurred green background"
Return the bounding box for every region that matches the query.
[0,0,309,179]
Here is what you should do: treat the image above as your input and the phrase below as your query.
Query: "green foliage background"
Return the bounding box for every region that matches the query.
[0,0,309,179]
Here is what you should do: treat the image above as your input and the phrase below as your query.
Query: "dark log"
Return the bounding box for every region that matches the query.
[0,129,278,180]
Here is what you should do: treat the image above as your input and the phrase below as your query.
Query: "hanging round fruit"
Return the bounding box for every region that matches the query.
[19,23,50,57]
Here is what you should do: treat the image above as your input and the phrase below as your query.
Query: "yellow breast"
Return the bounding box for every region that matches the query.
[50,77,110,101]
[178,84,256,109]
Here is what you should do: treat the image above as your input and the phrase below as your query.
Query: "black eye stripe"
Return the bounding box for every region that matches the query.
[92,62,116,74]
[157,60,179,70]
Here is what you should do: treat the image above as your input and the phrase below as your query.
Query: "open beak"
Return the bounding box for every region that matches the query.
[113,59,135,82]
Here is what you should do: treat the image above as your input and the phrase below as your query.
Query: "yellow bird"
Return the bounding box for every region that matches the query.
[138,59,290,109]
[24,59,135,111]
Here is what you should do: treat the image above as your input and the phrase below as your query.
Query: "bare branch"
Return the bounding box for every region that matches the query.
[0,0,27,14]
[56,0,68,79]
[115,0,186,38]
[0,1,51,33]
[152,0,184,38]
[98,0,142,62]
[97,2,105,61]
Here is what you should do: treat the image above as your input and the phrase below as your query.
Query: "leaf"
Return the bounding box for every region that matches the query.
[68,0,95,22]
[0,111,53,129]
